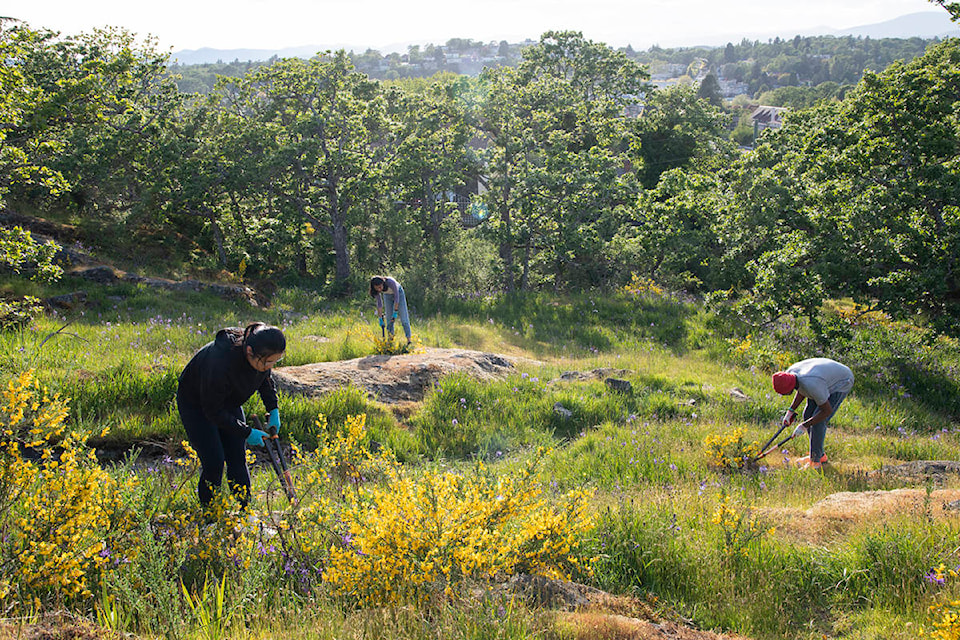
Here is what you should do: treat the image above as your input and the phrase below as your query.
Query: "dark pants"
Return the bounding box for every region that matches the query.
[803,390,848,462]
[177,399,250,508]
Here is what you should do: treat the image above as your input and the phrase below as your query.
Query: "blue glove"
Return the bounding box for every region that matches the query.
[392,311,398,320]
[267,408,281,433]
[246,428,268,447]
[378,316,385,328]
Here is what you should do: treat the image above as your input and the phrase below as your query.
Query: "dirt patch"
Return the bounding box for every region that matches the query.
[496,575,753,640]
[808,487,960,518]
[558,612,753,640]
[0,614,117,639]
[273,347,542,404]
[877,460,960,483]
[763,487,960,544]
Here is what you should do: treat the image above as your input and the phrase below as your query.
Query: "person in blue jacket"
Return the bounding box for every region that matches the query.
[176,322,285,509]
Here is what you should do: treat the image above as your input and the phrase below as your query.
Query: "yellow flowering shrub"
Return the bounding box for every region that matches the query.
[371,330,418,356]
[704,429,761,471]
[323,447,596,606]
[622,273,664,298]
[1,369,69,447]
[831,303,892,328]
[922,564,960,638]
[288,415,596,607]
[727,334,754,361]
[0,369,138,602]
[293,414,400,557]
[345,324,420,356]
[184,494,259,575]
[926,600,960,639]
[725,334,791,371]
[711,491,773,559]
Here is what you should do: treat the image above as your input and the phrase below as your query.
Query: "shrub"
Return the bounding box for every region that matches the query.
[704,428,761,470]
[921,564,960,638]
[0,227,62,284]
[319,441,596,606]
[711,490,774,561]
[0,295,43,331]
[0,369,137,604]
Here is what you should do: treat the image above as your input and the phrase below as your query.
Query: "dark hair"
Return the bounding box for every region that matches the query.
[242,322,286,358]
[369,276,386,298]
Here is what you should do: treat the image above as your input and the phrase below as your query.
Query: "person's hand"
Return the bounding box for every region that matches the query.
[392,311,398,320]
[267,408,281,434]
[378,316,385,328]
[246,428,268,447]
[781,409,796,427]
[792,423,808,438]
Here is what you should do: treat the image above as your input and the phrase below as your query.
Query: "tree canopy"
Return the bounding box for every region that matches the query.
[4,19,960,334]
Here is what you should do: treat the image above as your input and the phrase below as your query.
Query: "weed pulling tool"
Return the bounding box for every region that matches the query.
[753,430,799,462]
[252,415,296,502]
[754,422,789,461]
[753,418,807,462]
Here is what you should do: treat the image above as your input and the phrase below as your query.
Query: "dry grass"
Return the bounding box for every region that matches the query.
[558,611,754,640]
[761,488,960,545]
[0,614,119,640]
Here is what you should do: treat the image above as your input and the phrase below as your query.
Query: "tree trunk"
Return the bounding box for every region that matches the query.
[520,238,531,291]
[229,190,254,247]
[425,177,444,279]
[499,157,515,292]
[325,177,352,295]
[332,218,351,291]
[296,224,308,276]
[209,213,228,269]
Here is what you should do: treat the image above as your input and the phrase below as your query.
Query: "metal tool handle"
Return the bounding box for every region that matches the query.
[250,415,296,502]
[754,432,797,462]
[758,423,789,457]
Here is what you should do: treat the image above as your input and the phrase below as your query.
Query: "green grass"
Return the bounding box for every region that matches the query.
[3,280,960,639]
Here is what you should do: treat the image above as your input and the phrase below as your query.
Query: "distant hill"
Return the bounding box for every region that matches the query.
[170,11,959,65]
[170,45,347,65]
[170,40,434,65]
[834,11,958,39]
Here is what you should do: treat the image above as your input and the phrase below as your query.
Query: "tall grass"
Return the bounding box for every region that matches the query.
[589,493,956,638]
[1,278,960,639]
[409,369,711,460]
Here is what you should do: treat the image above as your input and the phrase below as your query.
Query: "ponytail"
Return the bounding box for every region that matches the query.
[242,322,286,358]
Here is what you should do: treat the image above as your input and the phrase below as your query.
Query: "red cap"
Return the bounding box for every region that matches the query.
[772,372,797,395]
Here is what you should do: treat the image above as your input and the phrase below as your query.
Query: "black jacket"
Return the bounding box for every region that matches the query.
[177,328,279,438]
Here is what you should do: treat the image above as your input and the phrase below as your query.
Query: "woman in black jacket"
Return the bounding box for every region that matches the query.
[176,322,286,509]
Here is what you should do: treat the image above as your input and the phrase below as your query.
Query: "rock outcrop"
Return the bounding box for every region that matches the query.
[273,347,540,404]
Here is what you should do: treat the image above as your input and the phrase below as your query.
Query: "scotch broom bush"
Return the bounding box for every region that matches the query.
[0,369,138,604]
[704,428,762,471]
[321,441,596,606]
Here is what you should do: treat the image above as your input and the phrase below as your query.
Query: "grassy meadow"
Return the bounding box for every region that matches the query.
[2,272,960,639]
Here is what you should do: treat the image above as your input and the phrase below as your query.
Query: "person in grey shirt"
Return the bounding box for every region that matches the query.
[772,357,854,470]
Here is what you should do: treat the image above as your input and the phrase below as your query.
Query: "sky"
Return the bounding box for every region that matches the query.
[7,0,951,53]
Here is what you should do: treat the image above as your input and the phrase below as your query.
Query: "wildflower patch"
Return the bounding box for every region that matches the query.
[319,443,596,606]
[922,563,960,639]
[703,428,762,471]
[0,370,137,601]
